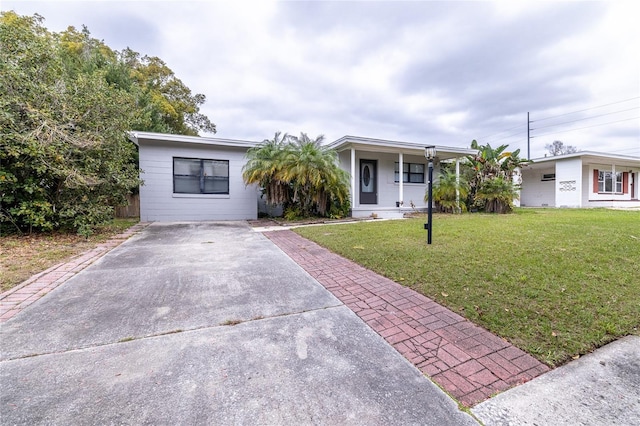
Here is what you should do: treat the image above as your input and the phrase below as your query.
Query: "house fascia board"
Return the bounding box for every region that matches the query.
[326,135,475,160]
[128,131,259,149]
[529,151,640,169]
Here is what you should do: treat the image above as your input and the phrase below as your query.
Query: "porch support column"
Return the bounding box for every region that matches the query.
[350,147,356,209]
[398,152,404,207]
[455,158,460,213]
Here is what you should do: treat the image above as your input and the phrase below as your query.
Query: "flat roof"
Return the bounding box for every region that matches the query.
[327,135,476,160]
[128,131,259,149]
[529,151,640,168]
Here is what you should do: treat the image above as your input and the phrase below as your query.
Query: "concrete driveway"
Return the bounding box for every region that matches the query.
[0,222,476,425]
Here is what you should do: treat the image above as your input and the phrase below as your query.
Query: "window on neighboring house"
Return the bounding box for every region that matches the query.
[394,162,425,183]
[173,157,229,194]
[541,173,556,181]
[594,169,626,194]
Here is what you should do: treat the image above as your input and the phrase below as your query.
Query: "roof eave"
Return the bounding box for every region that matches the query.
[127,131,259,149]
[530,151,640,164]
[327,135,475,159]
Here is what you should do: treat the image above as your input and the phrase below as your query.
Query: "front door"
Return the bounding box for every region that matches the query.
[360,159,377,204]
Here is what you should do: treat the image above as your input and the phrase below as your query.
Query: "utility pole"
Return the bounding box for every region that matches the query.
[527,112,530,160]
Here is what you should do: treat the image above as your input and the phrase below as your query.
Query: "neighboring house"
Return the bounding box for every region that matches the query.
[130,131,259,222]
[130,131,476,221]
[327,136,476,218]
[520,152,640,208]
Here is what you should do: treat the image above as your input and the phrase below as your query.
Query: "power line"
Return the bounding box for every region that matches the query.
[530,116,639,138]
[531,96,640,123]
[485,129,528,144]
[476,97,640,153]
[613,145,640,152]
[610,147,640,154]
[613,147,640,152]
[479,122,526,141]
[530,107,640,131]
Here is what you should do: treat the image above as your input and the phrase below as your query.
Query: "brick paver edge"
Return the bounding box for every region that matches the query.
[265,229,551,408]
[0,222,151,322]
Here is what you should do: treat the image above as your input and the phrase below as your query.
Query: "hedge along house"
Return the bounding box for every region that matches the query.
[326,136,476,218]
[130,131,260,221]
[519,152,640,208]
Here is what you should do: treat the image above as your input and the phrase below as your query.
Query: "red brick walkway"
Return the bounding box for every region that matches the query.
[0,223,150,322]
[265,230,550,407]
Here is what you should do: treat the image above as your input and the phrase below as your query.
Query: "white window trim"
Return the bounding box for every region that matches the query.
[172,193,231,199]
[597,170,623,194]
[173,157,230,195]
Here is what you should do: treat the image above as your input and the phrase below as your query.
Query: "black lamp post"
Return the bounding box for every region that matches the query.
[424,145,437,244]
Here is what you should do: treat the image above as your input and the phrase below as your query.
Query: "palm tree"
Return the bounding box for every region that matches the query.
[242,132,350,218]
[466,140,530,213]
[429,169,469,213]
[242,132,291,206]
[500,148,530,179]
[282,133,350,216]
[475,175,519,213]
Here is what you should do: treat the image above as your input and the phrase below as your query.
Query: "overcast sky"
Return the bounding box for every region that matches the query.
[4,0,639,158]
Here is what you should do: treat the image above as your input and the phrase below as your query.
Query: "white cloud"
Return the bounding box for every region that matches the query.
[3,0,638,157]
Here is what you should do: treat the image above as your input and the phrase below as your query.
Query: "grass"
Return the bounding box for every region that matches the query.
[0,218,139,292]
[295,208,640,366]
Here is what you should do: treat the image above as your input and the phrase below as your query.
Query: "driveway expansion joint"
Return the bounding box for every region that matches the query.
[0,301,346,363]
[265,229,551,407]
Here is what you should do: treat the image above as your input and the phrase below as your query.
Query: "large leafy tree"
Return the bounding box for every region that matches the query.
[56,25,216,136]
[0,12,138,235]
[119,48,216,135]
[0,12,215,235]
[243,132,350,218]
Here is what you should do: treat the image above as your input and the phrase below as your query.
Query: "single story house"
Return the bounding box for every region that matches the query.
[520,152,640,208]
[130,131,475,222]
[327,136,475,218]
[129,131,260,222]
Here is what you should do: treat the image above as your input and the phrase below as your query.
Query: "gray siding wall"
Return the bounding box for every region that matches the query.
[356,151,431,208]
[138,140,257,221]
[336,150,438,208]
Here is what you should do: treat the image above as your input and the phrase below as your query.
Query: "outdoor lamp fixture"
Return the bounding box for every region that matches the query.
[424,145,437,244]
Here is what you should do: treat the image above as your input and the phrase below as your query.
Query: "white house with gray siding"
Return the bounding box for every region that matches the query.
[130,132,477,221]
[520,152,640,208]
[130,132,259,222]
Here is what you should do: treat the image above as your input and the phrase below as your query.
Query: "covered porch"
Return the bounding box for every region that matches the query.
[327,136,476,218]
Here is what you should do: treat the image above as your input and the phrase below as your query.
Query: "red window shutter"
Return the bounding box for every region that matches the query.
[593,169,599,193]
[623,172,629,194]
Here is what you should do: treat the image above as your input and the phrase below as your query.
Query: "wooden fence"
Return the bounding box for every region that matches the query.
[115,194,140,218]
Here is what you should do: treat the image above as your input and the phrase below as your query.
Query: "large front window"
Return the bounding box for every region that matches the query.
[394,162,425,183]
[597,171,622,193]
[173,157,229,194]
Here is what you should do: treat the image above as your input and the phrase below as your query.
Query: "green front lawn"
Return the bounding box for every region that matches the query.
[295,209,640,366]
